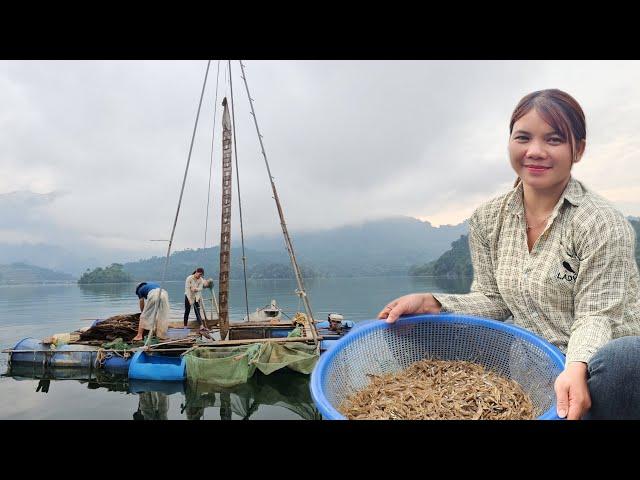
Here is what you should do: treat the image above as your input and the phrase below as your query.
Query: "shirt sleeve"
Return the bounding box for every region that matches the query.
[432,212,512,320]
[565,215,636,364]
[185,277,191,296]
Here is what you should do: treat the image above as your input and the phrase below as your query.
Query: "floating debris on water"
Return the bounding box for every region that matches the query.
[338,359,535,420]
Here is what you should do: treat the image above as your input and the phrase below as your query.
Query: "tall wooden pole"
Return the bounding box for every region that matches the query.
[218,97,233,340]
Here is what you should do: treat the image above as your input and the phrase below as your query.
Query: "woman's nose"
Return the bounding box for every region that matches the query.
[525,139,547,158]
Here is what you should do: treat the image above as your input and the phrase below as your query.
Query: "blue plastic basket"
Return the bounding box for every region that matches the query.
[311,314,566,420]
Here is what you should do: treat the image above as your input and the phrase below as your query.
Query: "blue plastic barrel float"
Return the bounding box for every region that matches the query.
[310,314,566,420]
[128,351,186,381]
[50,344,99,367]
[10,338,51,364]
[103,354,132,373]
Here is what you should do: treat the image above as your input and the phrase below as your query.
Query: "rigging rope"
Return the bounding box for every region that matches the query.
[238,60,318,346]
[144,60,211,347]
[228,60,251,322]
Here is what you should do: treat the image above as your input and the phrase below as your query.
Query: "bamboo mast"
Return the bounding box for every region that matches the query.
[217,97,233,340]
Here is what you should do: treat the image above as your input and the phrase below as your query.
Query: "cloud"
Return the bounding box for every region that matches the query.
[0,60,639,261]
[0,190,65,230]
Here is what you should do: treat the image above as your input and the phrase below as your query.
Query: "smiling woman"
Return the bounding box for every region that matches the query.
[508,91,586,251]
[378,89,640,420]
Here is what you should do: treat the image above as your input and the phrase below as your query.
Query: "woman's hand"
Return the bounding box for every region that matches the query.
[377,293,442,324]
[554,362,591,420]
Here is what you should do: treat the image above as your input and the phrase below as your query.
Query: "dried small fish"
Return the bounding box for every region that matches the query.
[338,359,535,420]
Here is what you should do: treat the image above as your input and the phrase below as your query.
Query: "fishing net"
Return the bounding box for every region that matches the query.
[186,344,261,387]
[101,338,133,350]
[287,326,303,338]
[252,342,318,375]
[185,341,319,387]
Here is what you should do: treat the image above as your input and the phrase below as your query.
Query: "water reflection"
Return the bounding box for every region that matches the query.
[3,364,320,420]
[432,276,472,294]
[78,282,137,299]
[2,277,466,418]
[89,370,130,392]
[136,392,169,420]
[182,370,322,420]
[7,363,96,382]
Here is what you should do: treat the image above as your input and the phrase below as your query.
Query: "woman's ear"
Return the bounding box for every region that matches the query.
[574,139,586,163]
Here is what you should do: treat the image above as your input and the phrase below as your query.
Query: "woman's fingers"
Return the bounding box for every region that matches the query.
[377,302,397,320]
[377,301,404,324]
[386,303,408,323]
[555,363,591,420]
[378,296,417,323]
[378,294,435,323]
[554,379,569,419]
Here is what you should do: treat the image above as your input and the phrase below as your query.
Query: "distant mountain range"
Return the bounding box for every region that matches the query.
[245,216,469,277]
[117,216,469,281]
[410,235,472,278]
[3,215,639,284]
[0,262,75,284]
[0,216,469,283]
[0,243,101,276]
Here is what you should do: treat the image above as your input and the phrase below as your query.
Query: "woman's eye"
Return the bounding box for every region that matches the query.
[515,136,528,141]
[548,137,563,144]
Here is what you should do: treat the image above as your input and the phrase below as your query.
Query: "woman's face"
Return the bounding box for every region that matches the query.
[195,271,202,279]
[509,109,582,192]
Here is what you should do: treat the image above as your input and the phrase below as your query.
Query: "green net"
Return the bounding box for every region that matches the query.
[101,338,132,350]
[253,342,318,375]
[185,341,319,387]
[287,326,302,338]
[185,344,261,387]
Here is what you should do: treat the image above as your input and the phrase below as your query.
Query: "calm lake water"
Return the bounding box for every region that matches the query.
[0,276,471,420]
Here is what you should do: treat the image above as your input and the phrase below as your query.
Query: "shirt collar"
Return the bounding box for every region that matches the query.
[506,176,584,216]
[562,176,584,207]
[506,180,525,215]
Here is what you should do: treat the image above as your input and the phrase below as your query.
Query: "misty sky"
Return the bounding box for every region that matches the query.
[1,60,639,263]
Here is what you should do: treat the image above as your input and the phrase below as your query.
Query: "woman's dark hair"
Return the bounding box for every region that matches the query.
[192,267,204,275]
[135,282,147,296]
[510,89,586,186]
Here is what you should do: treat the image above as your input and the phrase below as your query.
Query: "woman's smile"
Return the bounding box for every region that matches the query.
[524,164,552,174]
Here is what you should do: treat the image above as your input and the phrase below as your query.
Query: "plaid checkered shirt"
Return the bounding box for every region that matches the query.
[432,176,640,364]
